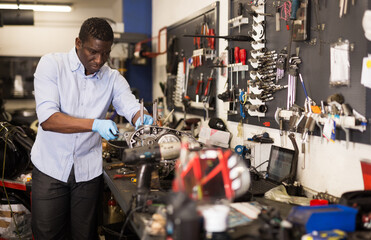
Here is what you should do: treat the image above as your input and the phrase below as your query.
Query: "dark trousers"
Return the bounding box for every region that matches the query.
[31,167,102,240]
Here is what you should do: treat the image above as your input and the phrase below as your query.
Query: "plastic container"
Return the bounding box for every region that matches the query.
[287,204,358,233]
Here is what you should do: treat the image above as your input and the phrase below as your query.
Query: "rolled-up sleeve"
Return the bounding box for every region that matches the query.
[111,71,141,124]
[34,54,61,124]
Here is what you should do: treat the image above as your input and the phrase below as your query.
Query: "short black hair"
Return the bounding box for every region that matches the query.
[79,17,113,43]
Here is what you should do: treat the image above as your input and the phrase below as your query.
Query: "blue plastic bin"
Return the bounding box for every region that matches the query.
[287,204,358,233]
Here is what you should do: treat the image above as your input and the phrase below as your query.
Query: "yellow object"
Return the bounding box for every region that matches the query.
[131,178,137,183]
[311,105,322,114]
[367,60,371,68]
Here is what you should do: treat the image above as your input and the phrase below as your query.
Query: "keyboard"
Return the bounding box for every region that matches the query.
[249,178,279,195]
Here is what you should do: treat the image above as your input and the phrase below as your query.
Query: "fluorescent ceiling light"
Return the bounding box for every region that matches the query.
[0,3,72,12]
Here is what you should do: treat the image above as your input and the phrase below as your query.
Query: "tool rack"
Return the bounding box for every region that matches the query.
[224,0,371,145]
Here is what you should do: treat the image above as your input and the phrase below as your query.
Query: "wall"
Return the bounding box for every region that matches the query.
[0,0,123,111]
[0,0,123,57]
[152,0,371,197]
[122,0,153,103]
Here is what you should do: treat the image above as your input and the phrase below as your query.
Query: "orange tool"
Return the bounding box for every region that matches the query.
[113,173,136,180]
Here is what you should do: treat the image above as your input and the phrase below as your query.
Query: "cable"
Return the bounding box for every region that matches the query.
[255,160,269,169]
[250,160,269,178]
[119,197,143,240]
[1,124,22,239]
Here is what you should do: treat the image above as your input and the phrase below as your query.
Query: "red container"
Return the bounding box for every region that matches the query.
[360,159,371,190]
[310,199,329,206]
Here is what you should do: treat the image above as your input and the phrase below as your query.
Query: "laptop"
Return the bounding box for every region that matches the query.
[249,145,297,195]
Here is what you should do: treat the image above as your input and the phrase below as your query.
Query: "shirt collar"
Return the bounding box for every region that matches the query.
[68,47,104,79]
[68,47,81,72]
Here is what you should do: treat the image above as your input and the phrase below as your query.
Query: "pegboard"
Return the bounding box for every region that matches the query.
[166,2,219,120]
[225,0,371,144]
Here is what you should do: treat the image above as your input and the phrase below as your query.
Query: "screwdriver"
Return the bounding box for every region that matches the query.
[204,70,214,97]
[195,73,203,103]
[239,48,247,79]
[234,47,240,86]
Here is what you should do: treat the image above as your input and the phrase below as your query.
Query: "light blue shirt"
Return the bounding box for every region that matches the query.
[31,47,141,183]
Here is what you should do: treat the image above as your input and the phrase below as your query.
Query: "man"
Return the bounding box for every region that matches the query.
[31,17,153,239]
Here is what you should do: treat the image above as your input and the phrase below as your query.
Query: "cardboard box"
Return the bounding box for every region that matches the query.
[198,127,231,148]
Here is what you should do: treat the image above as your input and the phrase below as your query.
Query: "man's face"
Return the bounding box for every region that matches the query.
[75,36,112,75]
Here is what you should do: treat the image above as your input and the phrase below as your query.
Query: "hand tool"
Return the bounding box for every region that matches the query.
[239,48,247,79]
[195,73,203,103]
[203,99,209,121]
[193,29,200,49]
[275,1,281,31]
[315,117,324,143]
[153,99,158,125]
[201,15,209,48]
[286,133,299,183]
[105,162,125,170]
[234,46,240,64]
[121,142,181,208]
[286,0,299,70]
[276,48,287,82]
[313,0,323,55]
[341,125,350,149]
[239,90,246,119]
[204,69,214,97]
[140,99,144,126]
[182,95,191,128]
[299,73,314,113]
[183,34,254,42]
[113,173,136,180]
[274,107,283,137]
[247,10,273,17]
[208,28,215,49]
[234,47,240,86]
[287,57,301,110]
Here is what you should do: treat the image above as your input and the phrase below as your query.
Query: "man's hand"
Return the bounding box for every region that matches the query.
[92,119,118,140]
[135,115,154,129]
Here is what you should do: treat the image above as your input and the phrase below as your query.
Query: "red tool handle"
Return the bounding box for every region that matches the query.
[209,29,215,50]
[239,49,246,65]
[204,77,213,96]
[234,46,240,63]
[195,79,202,95]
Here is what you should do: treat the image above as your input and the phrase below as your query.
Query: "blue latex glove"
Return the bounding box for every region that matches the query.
[135,114,154,129]
[92,119,118,141]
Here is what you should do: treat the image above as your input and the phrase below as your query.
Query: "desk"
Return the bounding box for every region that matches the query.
[103,159,295,240]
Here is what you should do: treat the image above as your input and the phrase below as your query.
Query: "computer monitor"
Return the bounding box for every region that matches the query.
[266,146,296,183]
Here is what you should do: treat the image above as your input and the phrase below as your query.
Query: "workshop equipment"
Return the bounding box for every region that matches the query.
[0,122,33,179]
[120,142,181,210]
[340,190,371,230]
[173,144,250,202]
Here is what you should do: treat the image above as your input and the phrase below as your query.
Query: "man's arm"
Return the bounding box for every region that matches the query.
[40,112,94,133]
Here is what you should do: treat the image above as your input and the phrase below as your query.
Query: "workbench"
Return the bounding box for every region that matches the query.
[103,158,294,240]
[103,159,166,240]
